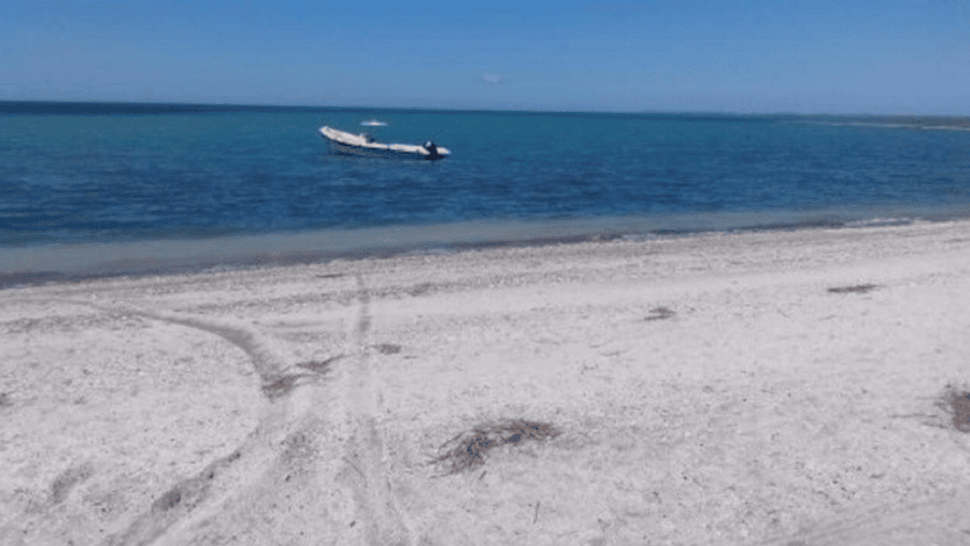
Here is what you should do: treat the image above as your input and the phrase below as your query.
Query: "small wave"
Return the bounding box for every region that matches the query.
[918,125,970,132]
[845,217,917,228]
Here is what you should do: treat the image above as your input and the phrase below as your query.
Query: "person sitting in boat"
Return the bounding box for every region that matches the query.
[423,140,439,156]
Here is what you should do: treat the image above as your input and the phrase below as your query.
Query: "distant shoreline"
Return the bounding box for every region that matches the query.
[792,116,970,131]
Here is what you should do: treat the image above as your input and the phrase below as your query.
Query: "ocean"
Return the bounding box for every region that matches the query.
[2,101,969,285]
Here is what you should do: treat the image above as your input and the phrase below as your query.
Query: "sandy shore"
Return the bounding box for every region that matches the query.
[2,221,970,546]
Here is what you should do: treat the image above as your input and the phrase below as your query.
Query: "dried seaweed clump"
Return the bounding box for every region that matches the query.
[937,386,970,433]
[261,373,309,399]
[432,419,561,474]
[50,463,95,504]
[827,283,880,294]
[645,306,675,321]
[263,356,340,399]
[297,354,343,373]
[373,343,402,355]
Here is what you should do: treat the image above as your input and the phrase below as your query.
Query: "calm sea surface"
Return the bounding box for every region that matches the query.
[2,102,969,282]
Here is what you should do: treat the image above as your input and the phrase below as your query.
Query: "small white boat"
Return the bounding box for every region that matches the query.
[360,119,388,127]
[319,126,450,160]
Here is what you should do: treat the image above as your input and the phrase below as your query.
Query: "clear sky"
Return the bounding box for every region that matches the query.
[2,0,969,114]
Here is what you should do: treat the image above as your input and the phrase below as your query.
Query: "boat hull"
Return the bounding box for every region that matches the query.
[319,126,449,161]
[326,139,434,159]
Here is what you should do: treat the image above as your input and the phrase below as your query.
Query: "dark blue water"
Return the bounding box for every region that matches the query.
[2,102,970,280]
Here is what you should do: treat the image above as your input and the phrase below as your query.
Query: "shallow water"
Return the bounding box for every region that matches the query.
[2,102,969,279]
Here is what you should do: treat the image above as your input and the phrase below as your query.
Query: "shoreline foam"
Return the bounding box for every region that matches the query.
[4,209,970,289]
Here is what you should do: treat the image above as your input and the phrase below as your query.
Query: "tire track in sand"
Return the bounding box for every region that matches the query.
[108,276,412,545]
[5,296,335,545]
[8,282,411,545]
[82,303,308,546]
[756,489,970,546]
[334,274,412,546]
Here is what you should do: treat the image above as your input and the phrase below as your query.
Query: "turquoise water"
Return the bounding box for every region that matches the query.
[2,102,970,281]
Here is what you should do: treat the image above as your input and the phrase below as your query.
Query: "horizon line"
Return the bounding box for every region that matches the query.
[1,99,968,119]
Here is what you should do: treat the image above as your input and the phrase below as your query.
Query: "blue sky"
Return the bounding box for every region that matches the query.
[2,0,968,114]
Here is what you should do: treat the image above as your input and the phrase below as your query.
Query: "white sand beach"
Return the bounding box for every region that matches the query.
[2,221,970,545]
